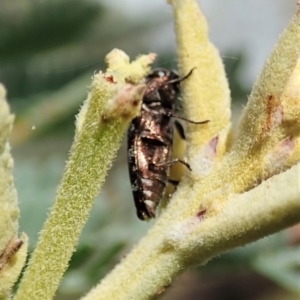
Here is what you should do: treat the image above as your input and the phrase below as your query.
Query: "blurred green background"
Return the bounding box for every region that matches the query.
[1,0,299,299]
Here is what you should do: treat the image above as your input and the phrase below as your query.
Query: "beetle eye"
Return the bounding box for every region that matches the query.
[157,70,166,78]
[148,68,169,79]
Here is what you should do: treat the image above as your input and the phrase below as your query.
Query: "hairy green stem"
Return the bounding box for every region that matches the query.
[14,50,154,300]
[0,85,28,299]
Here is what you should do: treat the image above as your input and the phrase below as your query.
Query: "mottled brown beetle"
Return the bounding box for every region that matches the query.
[127,68,209,220]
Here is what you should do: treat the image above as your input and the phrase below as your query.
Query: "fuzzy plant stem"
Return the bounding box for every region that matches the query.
[0,85,28,299]
[13,50,155,300]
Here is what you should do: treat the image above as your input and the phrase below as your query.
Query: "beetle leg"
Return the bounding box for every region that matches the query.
[174,120,185,139]
[165,111,210,125]
[168,179,180,186]
[156,158,192,171]
[161,68,196,87]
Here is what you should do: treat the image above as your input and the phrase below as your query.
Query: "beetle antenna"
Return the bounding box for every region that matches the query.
[163,67,196,86]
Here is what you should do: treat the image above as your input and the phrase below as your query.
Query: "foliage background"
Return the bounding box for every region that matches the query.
[0,0,299,299]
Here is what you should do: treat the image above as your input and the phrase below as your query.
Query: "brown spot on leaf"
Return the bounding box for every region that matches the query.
[196,209,206,220]
[265,94,276,132]
[0,237,23,270]
[209,136,219,155]
[261,94,283,137]
[132,99,139,106]
[121,112,131,119]
[263,135,294,179]
[104,75,117,84]
[101,115,111,123]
